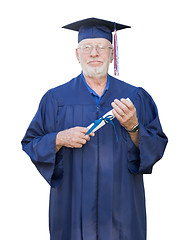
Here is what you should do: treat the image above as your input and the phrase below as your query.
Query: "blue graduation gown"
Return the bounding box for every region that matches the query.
[21,74,168,240]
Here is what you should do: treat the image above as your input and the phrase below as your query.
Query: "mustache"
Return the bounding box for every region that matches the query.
[86,58,104,63]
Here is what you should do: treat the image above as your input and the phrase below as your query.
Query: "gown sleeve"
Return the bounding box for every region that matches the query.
[127,87,168,174]
[21,90,63,187]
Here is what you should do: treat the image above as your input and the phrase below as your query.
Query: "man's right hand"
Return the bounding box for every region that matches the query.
[56,127,95,152]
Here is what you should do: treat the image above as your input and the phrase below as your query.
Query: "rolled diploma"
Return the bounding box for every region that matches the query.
[87,109,114,132]
[86,97,132,133]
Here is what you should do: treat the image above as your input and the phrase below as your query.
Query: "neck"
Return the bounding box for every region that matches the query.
[83,73,108,96]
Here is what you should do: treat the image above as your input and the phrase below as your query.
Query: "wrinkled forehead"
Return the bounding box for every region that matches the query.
[78,38,112,46]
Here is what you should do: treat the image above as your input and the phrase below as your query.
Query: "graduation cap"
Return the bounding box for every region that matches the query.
[62,17,131,76]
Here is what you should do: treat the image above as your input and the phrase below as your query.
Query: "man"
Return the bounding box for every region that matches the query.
[22,18,168,240]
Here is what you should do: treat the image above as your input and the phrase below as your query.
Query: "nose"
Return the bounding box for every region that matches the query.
[90,46,99,56]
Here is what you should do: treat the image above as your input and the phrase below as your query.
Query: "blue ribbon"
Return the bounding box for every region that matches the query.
[85,115,118,142]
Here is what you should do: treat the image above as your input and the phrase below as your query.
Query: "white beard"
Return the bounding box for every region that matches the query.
[78,54,112,78]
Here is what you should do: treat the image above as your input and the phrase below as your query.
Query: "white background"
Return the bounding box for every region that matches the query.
[1,0,192,239]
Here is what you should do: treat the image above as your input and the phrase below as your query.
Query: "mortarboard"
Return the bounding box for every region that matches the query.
[62,17,131,75]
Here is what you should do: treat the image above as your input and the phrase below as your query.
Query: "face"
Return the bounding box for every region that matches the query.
[76,38,114,78]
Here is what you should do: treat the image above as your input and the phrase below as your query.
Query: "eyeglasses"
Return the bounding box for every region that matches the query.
[78,44,112,54]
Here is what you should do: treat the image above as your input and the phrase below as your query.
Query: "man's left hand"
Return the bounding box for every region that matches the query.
[111,98,138,131]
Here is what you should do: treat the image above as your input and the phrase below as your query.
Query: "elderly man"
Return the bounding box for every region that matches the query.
[22,18,168,240]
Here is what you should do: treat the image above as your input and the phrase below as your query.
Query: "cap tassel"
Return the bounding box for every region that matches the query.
[114,23,119,76]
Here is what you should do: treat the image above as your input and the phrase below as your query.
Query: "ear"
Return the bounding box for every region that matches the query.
[76,48,80,63]
[110,48,114,63]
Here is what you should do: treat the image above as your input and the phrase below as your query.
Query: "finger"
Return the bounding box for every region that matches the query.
[112,109,124,122]
[114,99,130,112]
[77,132,90,142]
[79,127,95,137]
[76,127,89,134]
[114,99,129,114]
[73,127,94,143]
[78,129,94,142]
[73,143,83,148]
[84,128,95,137]
[76,137,87,145]
[111,100,127,117]
[88,131,95,137]
[121,97,132,104]
[73,127,89,137]
[120,98,135,110]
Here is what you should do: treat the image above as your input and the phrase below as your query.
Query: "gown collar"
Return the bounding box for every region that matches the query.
[81,72,110,106]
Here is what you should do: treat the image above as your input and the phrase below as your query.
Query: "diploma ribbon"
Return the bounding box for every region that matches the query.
[85,115,118,142]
